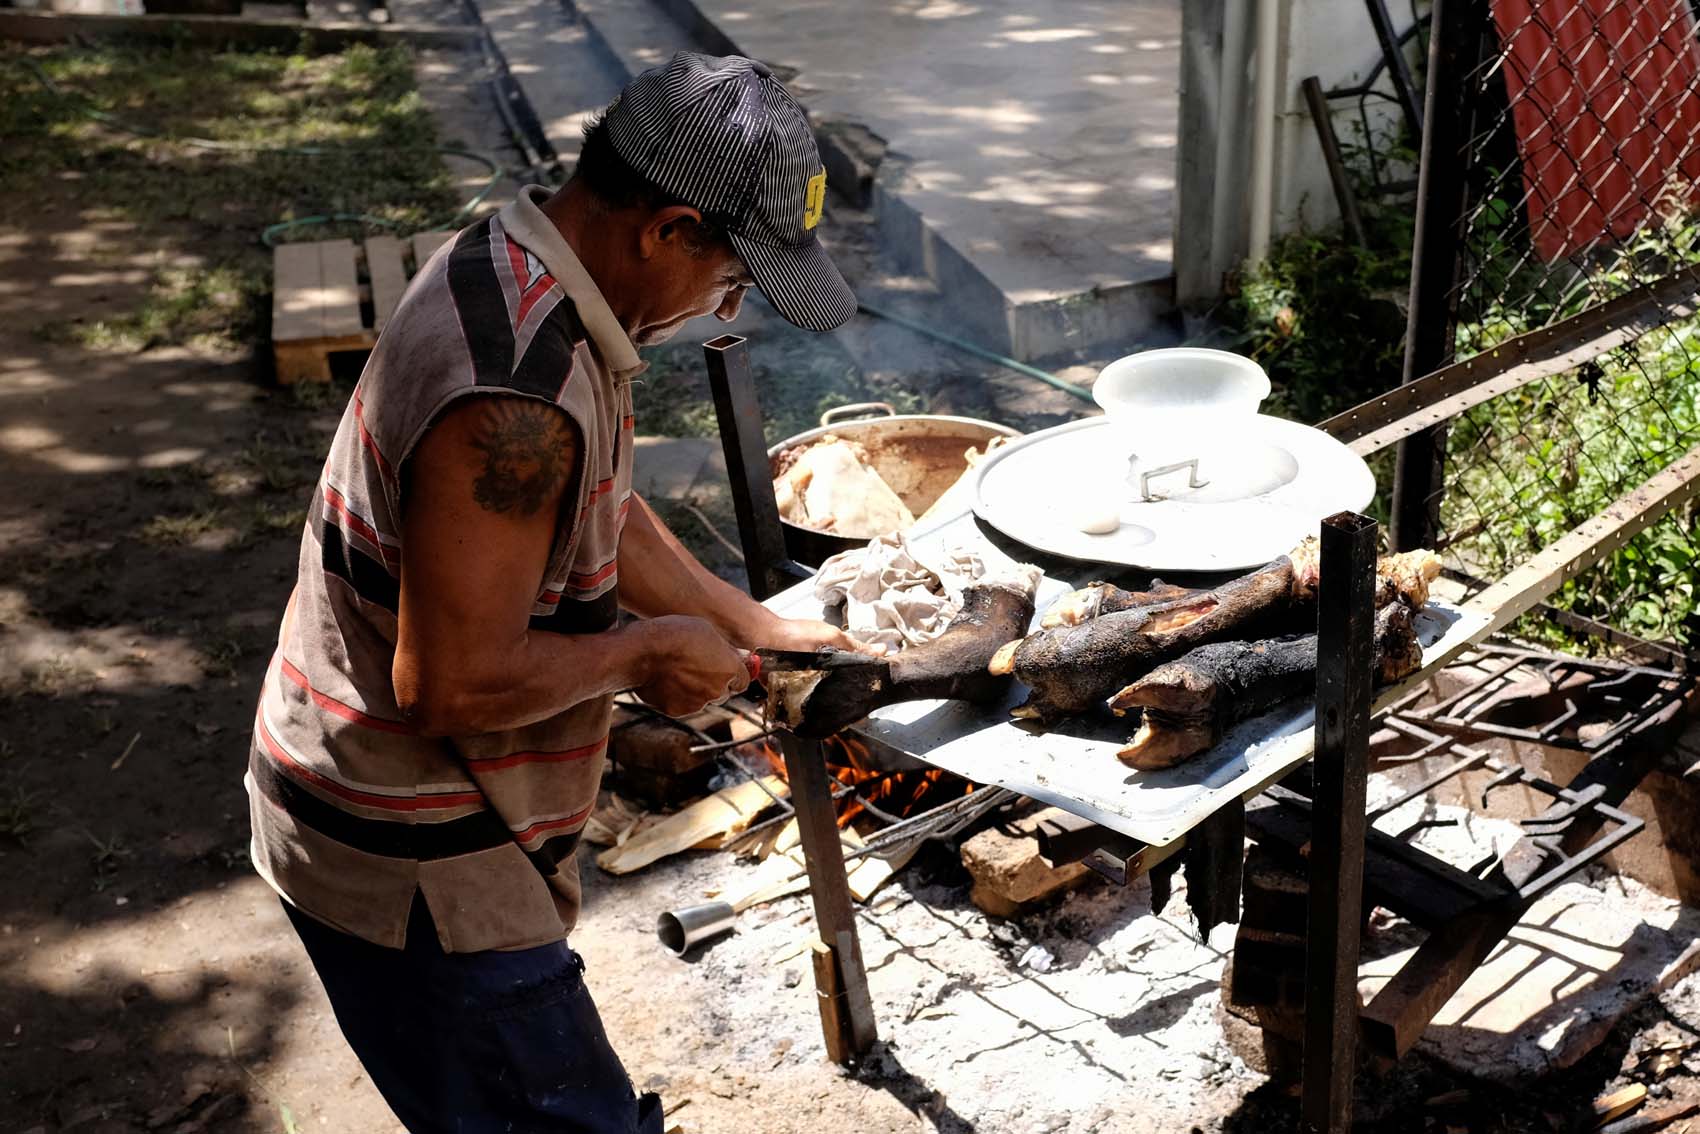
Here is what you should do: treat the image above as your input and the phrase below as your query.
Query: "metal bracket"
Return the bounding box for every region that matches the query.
[1131,456,1210,501]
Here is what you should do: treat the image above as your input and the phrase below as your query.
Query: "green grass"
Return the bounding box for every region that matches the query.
[2,40,460,352]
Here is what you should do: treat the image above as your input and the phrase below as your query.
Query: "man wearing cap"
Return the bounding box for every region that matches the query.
[246,53,859,1132]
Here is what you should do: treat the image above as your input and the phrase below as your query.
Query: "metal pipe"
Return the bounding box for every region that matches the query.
[1302,510,1379,1132]
[656,901,737,955]
[1248,0,1283,262]
[1210,0,1253,275]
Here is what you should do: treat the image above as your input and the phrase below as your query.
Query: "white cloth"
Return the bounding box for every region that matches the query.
[812,534,987,651]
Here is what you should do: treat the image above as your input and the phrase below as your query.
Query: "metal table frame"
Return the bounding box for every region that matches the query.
[701,328,1700,1130]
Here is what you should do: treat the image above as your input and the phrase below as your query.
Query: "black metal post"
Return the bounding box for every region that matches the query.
[1302,77,1369,248]
[1302,512,1378,1133]
[778,732,878,1060]
[1392,0,1473,551]
[1365,0,1424,140]
[702,334,806,600]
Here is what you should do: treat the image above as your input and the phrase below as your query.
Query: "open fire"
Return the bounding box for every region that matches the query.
[740,732,969,830]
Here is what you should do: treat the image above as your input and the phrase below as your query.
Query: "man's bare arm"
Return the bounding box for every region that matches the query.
[393,398,747,736]
[617,493,871,653]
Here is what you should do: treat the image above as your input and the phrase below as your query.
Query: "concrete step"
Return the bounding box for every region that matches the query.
[566,0,1179,363]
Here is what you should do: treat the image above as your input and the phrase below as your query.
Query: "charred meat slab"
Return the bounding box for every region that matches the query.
[989,557,1300,722]
[1038,540,1442,631]
[1039,579,1207,629]
[767,566,1041,738]
[1109,603,1424,769]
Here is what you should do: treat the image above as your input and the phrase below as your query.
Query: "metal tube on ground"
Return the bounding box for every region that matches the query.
[656,901,737,955]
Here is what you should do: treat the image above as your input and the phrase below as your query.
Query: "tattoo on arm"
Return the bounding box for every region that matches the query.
[468,399,576,516]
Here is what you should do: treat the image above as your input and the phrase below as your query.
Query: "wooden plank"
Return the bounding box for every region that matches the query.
[1361,902,1522,1059]
[410,230,454,271]
[1302,512,1380,1133]
[810,939,852,1064]
[0,9,482,51]
[1465,443,1700,639]
[593,775,786,875]
[1593,1085,1649,1127]
[271,242,323,344]
[364,235,408,334]
[317,239,364,339]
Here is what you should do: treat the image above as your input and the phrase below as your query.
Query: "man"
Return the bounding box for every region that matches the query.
[247,53,864,1133]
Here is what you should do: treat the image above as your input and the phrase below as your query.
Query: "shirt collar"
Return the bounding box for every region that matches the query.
[497,185,648,382]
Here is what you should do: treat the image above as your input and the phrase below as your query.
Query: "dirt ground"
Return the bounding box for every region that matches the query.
[6,32,1700,1134]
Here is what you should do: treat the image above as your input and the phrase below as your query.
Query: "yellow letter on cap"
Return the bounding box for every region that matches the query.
[803,170,827,230]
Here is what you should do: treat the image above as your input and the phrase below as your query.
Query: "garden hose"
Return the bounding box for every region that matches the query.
[8,54,508,246]
[854,301,1097,404]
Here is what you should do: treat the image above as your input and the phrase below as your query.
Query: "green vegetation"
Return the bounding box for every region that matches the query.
[1444,209,1700,648]
[2,40,459,352]
[1229,184,1700,650]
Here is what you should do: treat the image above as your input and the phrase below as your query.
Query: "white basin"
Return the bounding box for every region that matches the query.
[1094,348,1271,470]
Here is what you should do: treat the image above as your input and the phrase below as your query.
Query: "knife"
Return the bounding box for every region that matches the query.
[745,647,887,682]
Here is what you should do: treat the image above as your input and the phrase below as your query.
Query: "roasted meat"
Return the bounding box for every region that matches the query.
[989,557,1300,722]
[1039,580,1207,629]
[1109,603,1424,769]
[1288,536,1443,611]
[767,566,1041,738]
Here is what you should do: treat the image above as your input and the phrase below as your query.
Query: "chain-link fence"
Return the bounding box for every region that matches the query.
[1412,0,1700,653]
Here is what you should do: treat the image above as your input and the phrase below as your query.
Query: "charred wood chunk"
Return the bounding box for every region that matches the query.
[769,567,1041,739]
[990,557,1301,722]
[1110,603,1423,769]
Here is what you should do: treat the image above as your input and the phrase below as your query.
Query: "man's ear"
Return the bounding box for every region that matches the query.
[638,205,705,260]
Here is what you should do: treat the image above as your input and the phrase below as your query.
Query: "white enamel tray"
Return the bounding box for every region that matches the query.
[972,415,1376,572]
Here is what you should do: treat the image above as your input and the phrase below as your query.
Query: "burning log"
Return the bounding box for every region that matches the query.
[1109,603,1425,769]
[990,557,1300,722]
[767,565,1041,738]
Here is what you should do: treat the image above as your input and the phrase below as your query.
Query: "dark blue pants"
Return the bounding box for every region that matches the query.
[283,897,664,1134]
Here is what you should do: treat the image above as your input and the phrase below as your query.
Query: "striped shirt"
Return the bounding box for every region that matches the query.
[247,186,643,952]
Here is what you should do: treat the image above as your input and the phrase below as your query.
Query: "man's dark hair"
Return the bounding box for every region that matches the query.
[575,111,726,256]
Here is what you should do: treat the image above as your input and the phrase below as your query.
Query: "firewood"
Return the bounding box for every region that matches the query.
[1594,1084,1649,1127]
[768,566,1040,738]
[594,775,786,875]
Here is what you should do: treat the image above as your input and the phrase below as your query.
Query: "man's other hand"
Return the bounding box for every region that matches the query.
[634,615,751,716]
[753,617,885,657]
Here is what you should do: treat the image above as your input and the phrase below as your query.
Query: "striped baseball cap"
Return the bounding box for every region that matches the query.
[604,52,857,333]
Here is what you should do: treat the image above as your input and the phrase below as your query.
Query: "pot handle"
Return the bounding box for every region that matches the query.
[819,402,896,426]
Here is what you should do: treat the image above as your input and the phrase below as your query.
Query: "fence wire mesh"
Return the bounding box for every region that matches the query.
[1423,0,1700,653]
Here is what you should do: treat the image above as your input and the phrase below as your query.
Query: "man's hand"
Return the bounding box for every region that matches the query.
[749,615,885,657]
[632,615,751,716]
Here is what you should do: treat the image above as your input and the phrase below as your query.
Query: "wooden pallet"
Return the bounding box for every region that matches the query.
[271,230,454,384]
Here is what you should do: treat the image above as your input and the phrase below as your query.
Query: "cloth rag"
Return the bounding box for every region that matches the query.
[812,533,986,651]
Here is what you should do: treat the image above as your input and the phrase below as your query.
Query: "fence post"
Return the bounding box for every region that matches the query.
[1302,511,1379,1133]
[1392,0,1474,552]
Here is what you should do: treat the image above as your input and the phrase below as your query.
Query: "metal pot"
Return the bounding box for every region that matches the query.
[768,403,1019,568]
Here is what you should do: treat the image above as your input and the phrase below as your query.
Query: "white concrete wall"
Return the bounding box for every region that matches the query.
[1272,0,1416,233]
[1174,0,1423,303]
